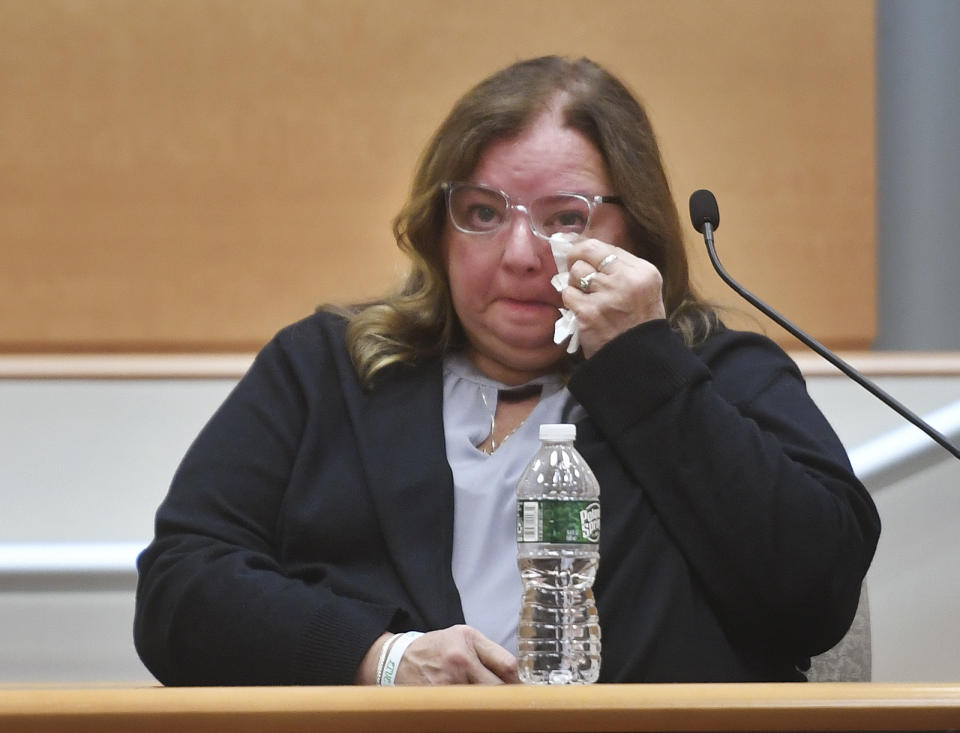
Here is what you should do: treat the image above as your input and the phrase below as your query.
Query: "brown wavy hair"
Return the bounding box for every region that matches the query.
[343,56,717,387]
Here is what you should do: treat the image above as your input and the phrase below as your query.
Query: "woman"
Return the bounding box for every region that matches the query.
[134,56,880,685]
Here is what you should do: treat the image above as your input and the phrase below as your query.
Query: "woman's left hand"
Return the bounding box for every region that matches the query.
[562,238,666,358]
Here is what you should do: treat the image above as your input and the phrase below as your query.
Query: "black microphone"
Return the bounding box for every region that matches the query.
[688,188,960,461]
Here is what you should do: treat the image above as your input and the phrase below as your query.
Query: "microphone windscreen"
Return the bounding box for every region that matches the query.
[689,189,720,233]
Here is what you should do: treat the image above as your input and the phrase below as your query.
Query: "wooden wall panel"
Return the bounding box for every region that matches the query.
[0,0,875,352]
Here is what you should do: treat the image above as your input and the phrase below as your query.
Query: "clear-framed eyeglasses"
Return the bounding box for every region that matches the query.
[441,181,622,241]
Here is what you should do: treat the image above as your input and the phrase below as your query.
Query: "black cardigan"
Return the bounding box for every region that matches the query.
[134,311,880,685]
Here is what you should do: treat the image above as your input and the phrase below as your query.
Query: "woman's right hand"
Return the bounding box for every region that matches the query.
[356,625,519,685]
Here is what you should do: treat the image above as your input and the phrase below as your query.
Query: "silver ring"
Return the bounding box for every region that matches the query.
[578,272,598,292]
[597,253,619,272]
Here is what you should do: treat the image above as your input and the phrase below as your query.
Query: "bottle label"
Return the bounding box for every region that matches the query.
[517,500,600,543]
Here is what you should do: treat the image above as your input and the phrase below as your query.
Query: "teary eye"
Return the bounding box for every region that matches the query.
[469,205,500,226]
[540,208,588,235]
[534,195,592,237]
[554,210,587,228]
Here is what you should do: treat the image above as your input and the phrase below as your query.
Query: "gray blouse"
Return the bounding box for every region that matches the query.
[442,352,584,655]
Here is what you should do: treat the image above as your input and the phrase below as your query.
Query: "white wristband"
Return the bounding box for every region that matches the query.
[374,633,399,686]
[379,631,423,686]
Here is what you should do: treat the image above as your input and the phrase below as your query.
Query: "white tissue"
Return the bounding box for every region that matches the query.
[554,308,580,354]
[549,233,580,354]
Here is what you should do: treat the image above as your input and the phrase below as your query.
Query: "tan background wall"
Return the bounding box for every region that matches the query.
[0,0,875,352]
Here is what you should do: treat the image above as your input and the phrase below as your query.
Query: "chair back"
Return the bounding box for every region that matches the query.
[807,583,872,681]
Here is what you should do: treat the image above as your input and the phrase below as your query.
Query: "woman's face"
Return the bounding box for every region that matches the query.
[443,109,631,385]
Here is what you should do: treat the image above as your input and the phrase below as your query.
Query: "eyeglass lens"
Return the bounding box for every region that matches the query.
[449,185,591,238]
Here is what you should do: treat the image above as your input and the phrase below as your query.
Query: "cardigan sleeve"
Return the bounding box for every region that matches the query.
[134,326,396,685]
[568,319,881,658]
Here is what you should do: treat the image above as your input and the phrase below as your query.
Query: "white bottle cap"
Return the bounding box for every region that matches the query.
[539,423,576,441]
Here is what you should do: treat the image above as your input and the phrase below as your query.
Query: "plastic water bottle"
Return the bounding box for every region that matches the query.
[516,423,601,684]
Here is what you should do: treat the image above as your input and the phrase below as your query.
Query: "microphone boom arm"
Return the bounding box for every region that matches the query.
[701,221,960,461]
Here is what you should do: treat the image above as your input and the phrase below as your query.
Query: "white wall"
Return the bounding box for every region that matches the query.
[806,376,960,682]
[1,372,958,684]
[0,378,235,684]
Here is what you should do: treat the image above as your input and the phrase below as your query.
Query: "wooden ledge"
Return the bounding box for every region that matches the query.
[790,351,960,377]
[1,683,959,732]
[0,353,254,379]
[2,352,960,380]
